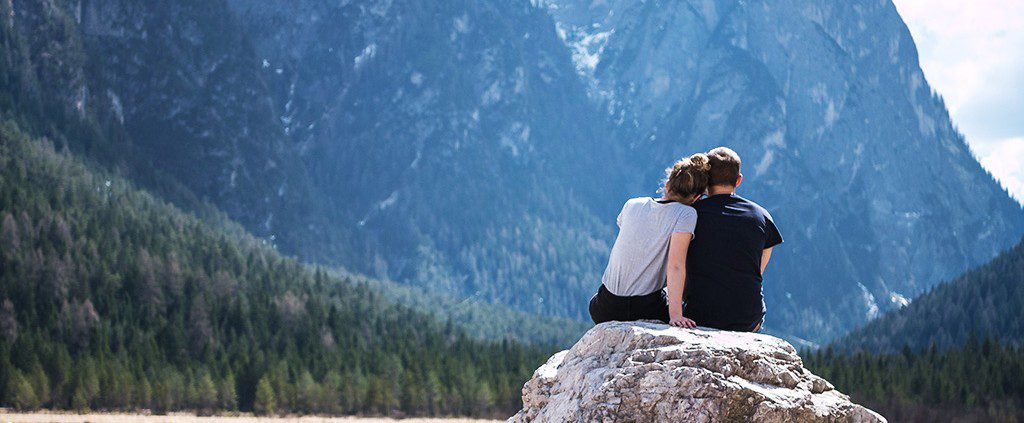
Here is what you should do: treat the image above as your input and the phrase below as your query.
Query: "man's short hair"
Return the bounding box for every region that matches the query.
[707,147,741,187]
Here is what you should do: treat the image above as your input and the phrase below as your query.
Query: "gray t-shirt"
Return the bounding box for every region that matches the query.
[601,197,698,296]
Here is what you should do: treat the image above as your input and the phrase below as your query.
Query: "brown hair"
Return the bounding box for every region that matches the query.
[664,153,711,200]
[707,146,741,187]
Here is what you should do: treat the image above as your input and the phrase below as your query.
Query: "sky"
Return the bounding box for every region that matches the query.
[892,0,1024,203]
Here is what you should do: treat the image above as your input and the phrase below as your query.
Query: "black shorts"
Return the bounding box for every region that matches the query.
[684,304,765,332]
[589,284,669,324]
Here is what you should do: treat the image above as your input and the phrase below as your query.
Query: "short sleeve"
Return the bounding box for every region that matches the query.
[764,213,783,249]
[616,202,627,228]
[672,207,697,234]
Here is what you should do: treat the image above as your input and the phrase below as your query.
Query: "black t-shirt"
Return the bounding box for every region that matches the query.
[683,193,782,330]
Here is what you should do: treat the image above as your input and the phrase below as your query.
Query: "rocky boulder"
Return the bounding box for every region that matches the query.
[509,321,885,422]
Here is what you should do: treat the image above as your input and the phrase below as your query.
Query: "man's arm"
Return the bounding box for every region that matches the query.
[760,247,773,275]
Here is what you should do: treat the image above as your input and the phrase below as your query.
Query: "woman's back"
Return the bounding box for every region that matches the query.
[601,197,697,297]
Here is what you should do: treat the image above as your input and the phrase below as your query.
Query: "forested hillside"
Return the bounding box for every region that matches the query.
[351,272,588,346]
[0,122,550,417]
[804,237,1024,421]
[805,340,1024,421]
[838,237,1024,353]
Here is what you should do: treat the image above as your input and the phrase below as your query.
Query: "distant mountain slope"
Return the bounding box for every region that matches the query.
[0,121,548,416]
[0,0,584,349]
[0,0,593,342]
[227,0,629,315]
[836,237,1024,353]
[546,0,1024,342]
[4,0,627,323]
[1,0,323,252]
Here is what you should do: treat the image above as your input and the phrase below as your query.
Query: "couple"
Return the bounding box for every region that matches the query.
[589,147,782,332]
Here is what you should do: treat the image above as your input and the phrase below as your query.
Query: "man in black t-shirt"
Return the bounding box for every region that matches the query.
[683,147,783,332]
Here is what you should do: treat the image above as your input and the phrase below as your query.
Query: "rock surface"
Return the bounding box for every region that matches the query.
[510,321,886,422]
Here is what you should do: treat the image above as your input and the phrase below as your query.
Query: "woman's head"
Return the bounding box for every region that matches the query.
[663,153,711,204]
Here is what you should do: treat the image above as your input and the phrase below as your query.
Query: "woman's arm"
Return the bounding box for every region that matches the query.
[667,232,697,328]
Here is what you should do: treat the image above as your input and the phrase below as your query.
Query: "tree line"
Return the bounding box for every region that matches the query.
[804,338,1024,421]
[0,122,550,417]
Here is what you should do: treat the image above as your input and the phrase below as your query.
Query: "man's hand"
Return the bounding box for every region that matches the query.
[669,315,697,328]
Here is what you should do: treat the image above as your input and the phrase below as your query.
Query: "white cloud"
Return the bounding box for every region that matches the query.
[975,137,1024,203]
[893,0,1024,202]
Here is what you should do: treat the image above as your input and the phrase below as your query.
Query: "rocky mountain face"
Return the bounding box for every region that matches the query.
[510,321,886,422]
[225,0,628,310]
[77,1,318,242]
[4,0,1022,345]
[2,0,322,254]
[546,0,1024,343]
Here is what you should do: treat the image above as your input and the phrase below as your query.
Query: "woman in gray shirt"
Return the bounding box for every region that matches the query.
[589,153,710,328]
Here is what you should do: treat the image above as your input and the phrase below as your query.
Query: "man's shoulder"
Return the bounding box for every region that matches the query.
[692,196,717,211]
[734,195,774,220]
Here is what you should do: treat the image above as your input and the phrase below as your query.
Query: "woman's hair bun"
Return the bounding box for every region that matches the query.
[663,152,712,199]
[689,153,711,172]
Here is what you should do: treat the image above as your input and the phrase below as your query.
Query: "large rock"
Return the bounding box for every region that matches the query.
[510,321,885,422]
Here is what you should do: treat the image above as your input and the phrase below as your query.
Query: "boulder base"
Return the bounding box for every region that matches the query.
[509,321,885,422]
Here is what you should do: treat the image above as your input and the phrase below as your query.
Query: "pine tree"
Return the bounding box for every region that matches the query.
[254,376,276,416]
[218,373,237,411]
[194,372,217,414]
[70,385,88,412]
[295,370,318,413]
[6,370,38,410]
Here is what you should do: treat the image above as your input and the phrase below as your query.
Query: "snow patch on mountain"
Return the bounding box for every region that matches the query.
[859,283,879,320]
[354,43,377,70]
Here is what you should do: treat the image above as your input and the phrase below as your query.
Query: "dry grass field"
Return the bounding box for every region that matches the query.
[0,411,502,423]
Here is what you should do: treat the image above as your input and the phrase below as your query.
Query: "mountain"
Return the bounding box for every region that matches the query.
[3,0,1022,346]
[1,0,586,349]
[835,237,1024,353]
[544,0,1024,343]
[2,0,318,248]
[0,121,549,416]
[226,0,629,313]
[3,0,625,323]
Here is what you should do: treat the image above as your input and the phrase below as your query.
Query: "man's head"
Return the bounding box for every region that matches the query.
[707,147,742,191]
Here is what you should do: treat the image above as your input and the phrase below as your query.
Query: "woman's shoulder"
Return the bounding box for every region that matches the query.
[671,202,697,217]
[622,196,651,209]
[658,202,697,224]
